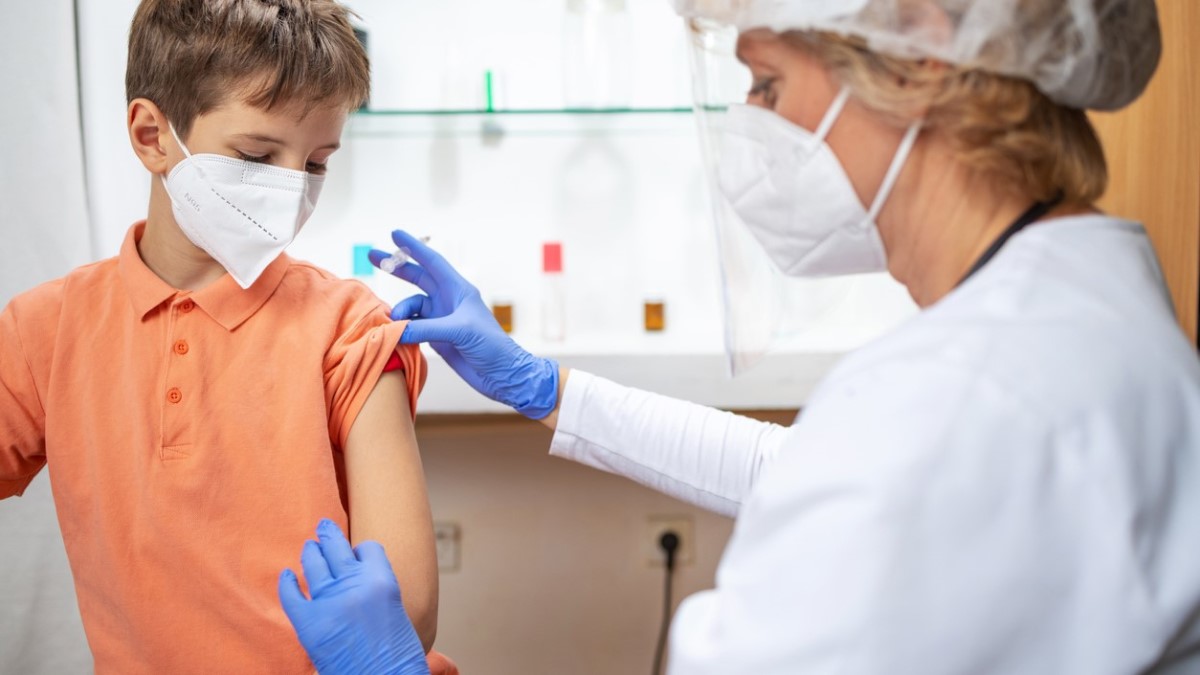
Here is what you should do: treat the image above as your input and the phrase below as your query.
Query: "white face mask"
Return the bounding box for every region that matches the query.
[717,87,921,277]
[160,124,325,289]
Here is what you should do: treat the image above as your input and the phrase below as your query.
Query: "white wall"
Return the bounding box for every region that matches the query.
[76,0,147,258]
[0,6,94,284]
[0,2,95,673]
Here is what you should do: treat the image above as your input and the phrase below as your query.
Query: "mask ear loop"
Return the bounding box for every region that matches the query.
[159,122,193,196]
[812,87,853,144]
[862,118,922,229]
[811,86,921,230]
[167,123,193,159]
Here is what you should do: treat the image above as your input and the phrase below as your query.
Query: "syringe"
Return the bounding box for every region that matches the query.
[379,236,431,273]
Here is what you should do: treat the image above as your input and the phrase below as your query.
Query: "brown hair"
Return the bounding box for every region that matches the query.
[785,31,1108,205]
[126,0,369,138]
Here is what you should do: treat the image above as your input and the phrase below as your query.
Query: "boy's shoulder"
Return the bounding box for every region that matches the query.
[5,257,119,328]
[279,258,377,297]
[275,257,389,319]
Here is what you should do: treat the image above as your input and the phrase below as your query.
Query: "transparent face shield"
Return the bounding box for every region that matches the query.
[686,19,855,376]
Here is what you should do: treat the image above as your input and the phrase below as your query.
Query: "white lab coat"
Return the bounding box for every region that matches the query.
[550,215,1200,674]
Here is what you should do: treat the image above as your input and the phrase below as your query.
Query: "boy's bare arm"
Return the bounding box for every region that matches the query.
[343,370,438,652]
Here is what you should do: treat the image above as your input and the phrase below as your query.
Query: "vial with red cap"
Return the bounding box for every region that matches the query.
[542,242,565,342]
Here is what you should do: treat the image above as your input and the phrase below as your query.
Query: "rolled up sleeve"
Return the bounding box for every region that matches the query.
[323,300,426,451]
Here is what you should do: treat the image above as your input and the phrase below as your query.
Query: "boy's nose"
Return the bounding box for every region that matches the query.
[278,157,310,172]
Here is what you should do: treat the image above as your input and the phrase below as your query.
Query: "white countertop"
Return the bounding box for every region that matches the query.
[415,345,845,415]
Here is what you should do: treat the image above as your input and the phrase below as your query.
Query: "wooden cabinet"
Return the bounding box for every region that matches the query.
[1090,0,1199,345]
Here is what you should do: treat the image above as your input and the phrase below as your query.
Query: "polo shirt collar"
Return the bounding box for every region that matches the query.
[191,255,290,331]
[118,222,291,331]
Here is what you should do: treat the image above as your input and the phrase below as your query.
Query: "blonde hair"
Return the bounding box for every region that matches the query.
[785,31,1108,205]
[126,0,370,138]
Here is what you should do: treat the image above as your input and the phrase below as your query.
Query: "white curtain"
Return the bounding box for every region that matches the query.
[0,1,95,672]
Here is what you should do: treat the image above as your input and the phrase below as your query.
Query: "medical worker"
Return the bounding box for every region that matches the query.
[278,0,1200,672]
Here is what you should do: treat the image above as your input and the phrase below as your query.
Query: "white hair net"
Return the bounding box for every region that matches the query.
[673,0,1162,111]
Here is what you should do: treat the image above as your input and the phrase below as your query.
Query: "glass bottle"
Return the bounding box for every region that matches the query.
[563,0,632,109]
[542,243,566,342]
[644,297,666,333]
[492,299,514,334]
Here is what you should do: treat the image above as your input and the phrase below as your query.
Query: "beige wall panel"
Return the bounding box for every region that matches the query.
[1091,0,1200,342]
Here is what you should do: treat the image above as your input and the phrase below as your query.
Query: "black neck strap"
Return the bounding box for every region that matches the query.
[959,193,1064,286]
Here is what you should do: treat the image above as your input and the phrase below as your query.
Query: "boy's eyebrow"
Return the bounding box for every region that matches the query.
[232,133,340,151]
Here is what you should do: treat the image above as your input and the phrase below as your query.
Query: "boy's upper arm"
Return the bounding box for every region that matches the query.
[343,370,439,649]
[0,301,50,498]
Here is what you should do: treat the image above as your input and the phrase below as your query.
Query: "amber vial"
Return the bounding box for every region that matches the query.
[492,303,514,334]
[644,299,666,332]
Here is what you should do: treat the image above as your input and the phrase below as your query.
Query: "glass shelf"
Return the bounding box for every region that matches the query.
[356,107,694,116]
[347,107,701,138]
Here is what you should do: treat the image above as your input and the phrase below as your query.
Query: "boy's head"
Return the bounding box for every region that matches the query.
[126,0,369,141]
[125,0,369,287]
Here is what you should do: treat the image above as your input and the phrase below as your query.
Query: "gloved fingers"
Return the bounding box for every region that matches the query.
[391,294,433,322]
[367,248,394,268]
[391,229,459,283]
[300,539,334,594]
[353,541,395,574]
[399,317,462,345]
[369,246,431,286]
[278,568,309,621]
[316,518,359,578]
[430,342,472,375]
[429,343,495,400]
[389,261,436,293]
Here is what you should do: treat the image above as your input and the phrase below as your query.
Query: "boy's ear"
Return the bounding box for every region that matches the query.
[127,98,172,175]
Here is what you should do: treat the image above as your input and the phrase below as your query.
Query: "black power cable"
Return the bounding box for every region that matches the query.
[652,530,681,675]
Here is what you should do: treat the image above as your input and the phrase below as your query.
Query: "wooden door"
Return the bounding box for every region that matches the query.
[1090,0,1200,345]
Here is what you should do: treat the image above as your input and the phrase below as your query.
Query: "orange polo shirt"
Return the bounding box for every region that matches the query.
[0,222,426,673]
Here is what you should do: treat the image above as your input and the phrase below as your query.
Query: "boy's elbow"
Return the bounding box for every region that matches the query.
[411,598,438,653]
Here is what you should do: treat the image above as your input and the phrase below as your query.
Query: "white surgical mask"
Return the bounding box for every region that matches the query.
[160,124,324,289]
[717,87,921,277]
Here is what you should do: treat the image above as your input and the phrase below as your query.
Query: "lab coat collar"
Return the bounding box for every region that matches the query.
[118,221,290,331]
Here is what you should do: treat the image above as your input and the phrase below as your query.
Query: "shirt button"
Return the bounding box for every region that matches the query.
[167,388,183,404]
[179,300,195,313]
[173,340,189,356]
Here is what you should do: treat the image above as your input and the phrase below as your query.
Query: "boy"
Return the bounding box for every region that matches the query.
[0,0,445,671]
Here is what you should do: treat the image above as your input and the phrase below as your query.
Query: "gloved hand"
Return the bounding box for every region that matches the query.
[279,519,430,675]
[369,230,560,419]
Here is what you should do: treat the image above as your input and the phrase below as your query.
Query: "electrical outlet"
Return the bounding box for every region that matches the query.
[645,515,694,566]
[434,521,461,572]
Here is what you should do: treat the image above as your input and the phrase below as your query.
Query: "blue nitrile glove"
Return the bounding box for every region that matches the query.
[369,230,560,419]
[278,519,429,675]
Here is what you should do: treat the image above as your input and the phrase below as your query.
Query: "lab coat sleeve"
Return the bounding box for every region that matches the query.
[667,359,1058,675]
[548,370,792,518]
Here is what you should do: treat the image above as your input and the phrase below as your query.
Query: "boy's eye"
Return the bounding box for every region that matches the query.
[235,150,327,174]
